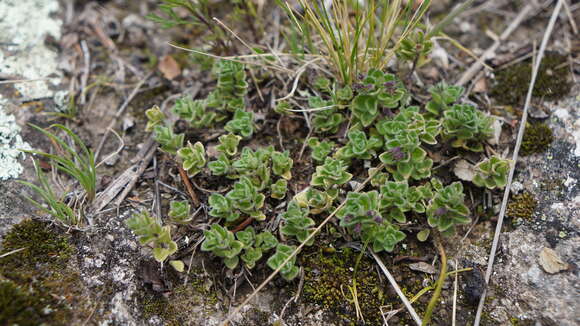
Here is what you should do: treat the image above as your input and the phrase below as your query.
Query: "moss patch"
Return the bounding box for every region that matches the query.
[0,219,88,325]
[507,192,537,222]
[301,247,420,325]
[139,271,220,325]
[521,122,553,156]
[491,53,571,105]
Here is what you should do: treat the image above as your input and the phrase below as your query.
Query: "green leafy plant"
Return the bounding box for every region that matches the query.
[226,177,266,221]
[153,126,184,155]
[18,161,77,225]
[207,60,248,112]
[309,96,344,133]
[216,133,242,156]
[126,211,178,263]
[168,200,192,224]
[267,244,300,281]
[472,156,511,189]
[337,191,406,252]
[335,130,383,161]
[172,97,216,128]
[231,146,273,189]
[426,179,471,236]
[177,141,206,176]
[208,153,232,176]
[145,106,166,132]
[442,104,494,152]
[379,181,432,223]
[23,124,97,202]
[376,106,440,146]
[270,179,288,199]
[225,109,254,138]
[201,224,244,269]
[271,150,293,179]
[294,187,334,214]
[236,227,279,269]
[396,29,433,64]
[425,82,464,116]
[280,201,315,245]
[307,137,335,162]
[311,157,352,190]
[208,193,240,222]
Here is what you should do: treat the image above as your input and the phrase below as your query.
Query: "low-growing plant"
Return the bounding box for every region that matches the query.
[177,141,206,176]
[216,133,242,156]
[337,191,407,253]
[307,137,335,162]
[201,224,244,269]
[379,181,433,223]
[442,104,494,152]
[270,179,288,199]
[208,153,232,176]
[335,130,383,161]
[226,176,266,221]
[280,201,315,245]
[294,187,333,214]
[426,179,471,237]
[172,97,216,128]
[425,82,464,116]
[168,200,191,224]
[309,97,344,133]
[126,211,179,264]
[152,125,184,155]
[472,156,511,189]
[271,150,293,179]
[236,227,279,269]
[267,243,300,281]
[207,60,249,112]
[311,157,352,191]
[396,29,433,65]
[225,108,255,138]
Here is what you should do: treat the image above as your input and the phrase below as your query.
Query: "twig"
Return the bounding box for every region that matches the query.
[231,217,254,233]
[456,3,536,86]
[371,250,422,326]
[177,165,201,208]
[422,237,447,326]
[220,164,385,326]
[0,247,27,258]
[473,1,565,325]
[80,40,91,105]
[452,259,458,326]
[94,71,153,161]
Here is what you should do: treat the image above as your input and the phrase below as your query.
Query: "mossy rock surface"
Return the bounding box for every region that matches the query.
[491,53,571,105]
[520,122,553,156]
[0,219,87,325]
[508,192,538,222]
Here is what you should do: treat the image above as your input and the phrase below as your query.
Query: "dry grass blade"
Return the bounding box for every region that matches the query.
[370,250,422,326]
[220,164,385,325]
[473,1,565,324]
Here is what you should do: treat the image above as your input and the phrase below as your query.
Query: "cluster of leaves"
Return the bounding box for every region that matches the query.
[125,211,180,267]
[472,156,511,189]
[201,225,278,269]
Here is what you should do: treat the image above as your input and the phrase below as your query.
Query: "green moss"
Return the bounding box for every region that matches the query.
[0,219,85,325]
[1,219,72,270]
[491,53,571,105]
[0,281,47,326]
[507,192,537,221]
[301,247,415,325]
[520,122,553,156]
[139,271,220,325]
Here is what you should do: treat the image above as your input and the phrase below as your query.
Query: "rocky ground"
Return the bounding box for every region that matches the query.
[0,1,578,325]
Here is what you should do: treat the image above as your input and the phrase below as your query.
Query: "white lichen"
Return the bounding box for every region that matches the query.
[0,102,31,180]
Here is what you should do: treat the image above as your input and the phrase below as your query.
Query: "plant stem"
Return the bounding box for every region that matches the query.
[422,235,447,326]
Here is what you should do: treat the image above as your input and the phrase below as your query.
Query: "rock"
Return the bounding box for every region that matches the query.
[408,262,436,274]
[453,159,476,182]
[538,247,569,274]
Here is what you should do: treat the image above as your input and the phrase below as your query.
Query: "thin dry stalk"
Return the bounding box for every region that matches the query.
[473,1,565,324]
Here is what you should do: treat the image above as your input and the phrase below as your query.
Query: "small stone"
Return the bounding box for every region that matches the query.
[538,247,569,274]
[408,262,436,274]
